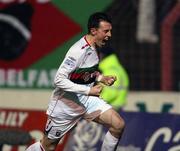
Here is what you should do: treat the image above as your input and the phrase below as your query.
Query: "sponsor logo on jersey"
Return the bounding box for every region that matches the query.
[64,57,76,69]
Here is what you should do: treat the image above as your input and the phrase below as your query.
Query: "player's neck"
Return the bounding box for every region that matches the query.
[85,34,96,48]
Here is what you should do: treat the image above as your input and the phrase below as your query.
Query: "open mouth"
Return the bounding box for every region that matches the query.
[102,39,109,45]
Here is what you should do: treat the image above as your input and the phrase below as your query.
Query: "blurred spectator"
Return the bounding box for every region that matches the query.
[98,45,129,110]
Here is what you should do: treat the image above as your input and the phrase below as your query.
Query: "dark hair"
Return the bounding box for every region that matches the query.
[87,12,112,33]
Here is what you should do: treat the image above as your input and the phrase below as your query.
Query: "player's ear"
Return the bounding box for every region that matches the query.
[90,28,97,36]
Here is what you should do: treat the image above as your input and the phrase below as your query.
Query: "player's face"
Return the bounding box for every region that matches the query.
[94,21,112,47]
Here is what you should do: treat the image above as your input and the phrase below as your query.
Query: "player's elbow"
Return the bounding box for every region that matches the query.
[53,75,62,86]
[53,74,66,88]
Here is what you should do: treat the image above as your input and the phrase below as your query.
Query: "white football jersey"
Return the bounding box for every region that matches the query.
[47,36,100,117]
[54,36,99,94]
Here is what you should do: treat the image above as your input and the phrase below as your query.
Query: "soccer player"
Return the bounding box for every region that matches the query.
[26,12,125,151]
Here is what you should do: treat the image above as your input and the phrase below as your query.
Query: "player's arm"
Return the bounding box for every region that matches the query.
[54,48,91,95]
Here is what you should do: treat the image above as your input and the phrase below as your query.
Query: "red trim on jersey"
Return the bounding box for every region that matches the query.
[84,36,91,46]
[81,36,91,49]
[81,43,89,49]
[70,73,82,79]
[83,36,100,60]
[40,145,45,151]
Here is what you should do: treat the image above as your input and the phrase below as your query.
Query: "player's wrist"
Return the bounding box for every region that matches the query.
[96,74,103,82]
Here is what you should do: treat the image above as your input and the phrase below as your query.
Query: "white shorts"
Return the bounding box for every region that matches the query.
[45,93,112,140]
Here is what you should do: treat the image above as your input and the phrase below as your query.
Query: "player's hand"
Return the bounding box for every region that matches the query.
[101,75,116,86]
[88,84,103,96]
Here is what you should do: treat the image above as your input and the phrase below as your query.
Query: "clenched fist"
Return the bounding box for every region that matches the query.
[88,84,103,96]
[101,75,117,86]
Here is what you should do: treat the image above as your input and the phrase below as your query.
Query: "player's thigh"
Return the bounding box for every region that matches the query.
[93,108,125,130]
